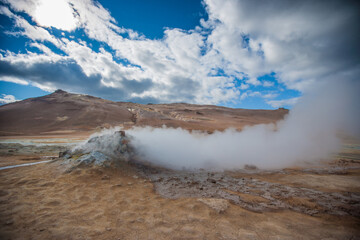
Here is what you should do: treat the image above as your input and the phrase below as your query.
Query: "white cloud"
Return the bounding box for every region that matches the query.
[0,0,359,106]
[246,77,261,86]
[2,0,78,31]
[0,6,60,45]
[262,92,278,99]
[240,90,279,102]
[239,83,249,90]
[34,0,78,31]
[0,76,29,85]
[0,94,18,104]
[263,81,274,87]
[239,90,261,101]
[203,0,360,91]
[267,97,300,108]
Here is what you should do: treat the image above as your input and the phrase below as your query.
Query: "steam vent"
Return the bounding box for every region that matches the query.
[59,131,131,171]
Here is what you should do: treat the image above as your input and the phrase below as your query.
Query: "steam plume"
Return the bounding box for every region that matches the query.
[127,79,360,170]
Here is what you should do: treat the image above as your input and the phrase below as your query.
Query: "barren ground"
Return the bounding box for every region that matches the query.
[0,135,359,240]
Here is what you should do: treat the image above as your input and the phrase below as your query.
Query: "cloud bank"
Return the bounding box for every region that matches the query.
[0,0,358,106]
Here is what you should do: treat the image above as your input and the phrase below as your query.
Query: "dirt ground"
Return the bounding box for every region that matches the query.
[0,136,359,240]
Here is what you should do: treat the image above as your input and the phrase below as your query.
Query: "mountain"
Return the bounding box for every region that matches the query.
[0,90,288,136]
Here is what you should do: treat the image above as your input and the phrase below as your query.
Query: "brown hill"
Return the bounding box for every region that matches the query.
[0,90,289,136]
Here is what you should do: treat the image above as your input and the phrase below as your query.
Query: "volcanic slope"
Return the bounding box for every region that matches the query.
[0,90,288,136]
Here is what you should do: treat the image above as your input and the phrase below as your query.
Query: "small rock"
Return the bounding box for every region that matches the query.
[208,178,216,184]
[155,177,163,182]
[244,164,258,170]
[5,220,13,225]
[189,181,199,186]
[59,149,71,158]
[101,175,110,180]
[106,227,112,231]
[127,182,133,185]
[133,175,139,179]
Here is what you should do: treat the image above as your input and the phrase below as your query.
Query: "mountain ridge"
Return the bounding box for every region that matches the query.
[0,90,289,136]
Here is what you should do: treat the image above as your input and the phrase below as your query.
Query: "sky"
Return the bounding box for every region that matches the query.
[0,0,359,109]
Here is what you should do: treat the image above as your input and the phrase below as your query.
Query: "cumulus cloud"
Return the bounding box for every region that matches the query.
[267,97,300,108]
[263,81,274,87]
[0,6,58,44]
[204,0,360,90]
[0,54,158,101]
[0,0,359,106]
[0,94,18,105]
[239,90,278,101]
[34,0,78,31]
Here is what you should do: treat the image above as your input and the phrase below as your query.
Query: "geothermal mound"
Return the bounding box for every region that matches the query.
[55,128,360,217]
[59,130,132,171]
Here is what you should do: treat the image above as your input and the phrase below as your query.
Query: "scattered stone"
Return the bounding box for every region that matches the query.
[106,227,112,231]
[143,169,360,217]
[133,175,139,179]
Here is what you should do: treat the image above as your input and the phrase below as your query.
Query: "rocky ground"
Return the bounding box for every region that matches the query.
[0,143,66,167]
[0,135,359,239]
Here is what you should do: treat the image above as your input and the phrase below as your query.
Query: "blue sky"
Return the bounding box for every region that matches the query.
[0,0,358,109]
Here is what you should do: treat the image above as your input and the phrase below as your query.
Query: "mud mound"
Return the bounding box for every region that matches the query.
[59,130,132,171]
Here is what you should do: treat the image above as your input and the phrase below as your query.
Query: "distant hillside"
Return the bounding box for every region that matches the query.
[0,90,289,136]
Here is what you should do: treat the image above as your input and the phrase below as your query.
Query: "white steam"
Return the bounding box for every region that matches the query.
[127,79,360,170]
